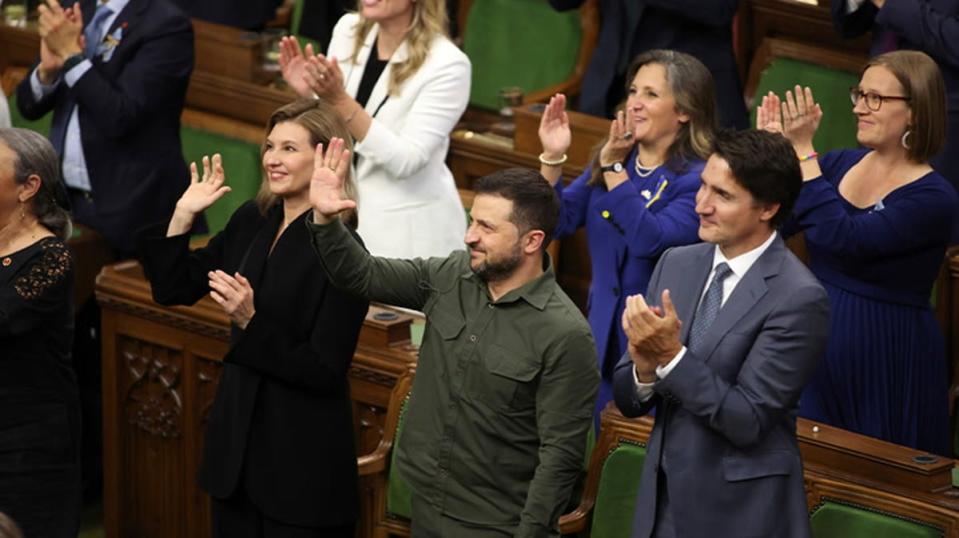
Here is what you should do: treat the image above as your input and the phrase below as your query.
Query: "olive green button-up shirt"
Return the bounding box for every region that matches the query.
[308,218,598,537]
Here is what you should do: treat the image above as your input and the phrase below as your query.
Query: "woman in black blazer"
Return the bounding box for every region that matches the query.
[139,99,369,538]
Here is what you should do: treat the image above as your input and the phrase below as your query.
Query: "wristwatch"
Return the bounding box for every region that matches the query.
[600,161,625,174]
[62,53,85,73]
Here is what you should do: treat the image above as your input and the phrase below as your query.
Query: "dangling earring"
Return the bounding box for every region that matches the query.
[901,129,913,150]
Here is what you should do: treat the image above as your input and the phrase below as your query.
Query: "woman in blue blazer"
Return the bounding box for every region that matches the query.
[538,50,718,418]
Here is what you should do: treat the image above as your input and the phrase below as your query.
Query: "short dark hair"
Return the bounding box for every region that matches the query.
[473,168,559,248]
[711,129,802,229]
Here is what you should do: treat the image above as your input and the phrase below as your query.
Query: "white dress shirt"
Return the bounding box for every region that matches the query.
[633,232,779,400]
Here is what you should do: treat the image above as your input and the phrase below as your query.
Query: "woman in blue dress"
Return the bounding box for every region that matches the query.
[537,50,718,418]
[759,50,958,454]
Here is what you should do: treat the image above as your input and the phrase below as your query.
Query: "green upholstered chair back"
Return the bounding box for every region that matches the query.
[180,127,263,234]
[588,441,647,538]
[289,0,321,54]
[461,0,581,110]
[750,57,860,154]
[386,394,413,519]
[810,500,944,538]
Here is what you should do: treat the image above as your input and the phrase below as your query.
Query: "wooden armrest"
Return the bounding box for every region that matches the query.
[356,442,390,476]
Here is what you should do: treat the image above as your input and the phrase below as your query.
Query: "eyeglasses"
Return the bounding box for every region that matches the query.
[849,87,911,111]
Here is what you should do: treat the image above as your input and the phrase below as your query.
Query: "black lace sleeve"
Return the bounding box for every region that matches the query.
[0,238,74,336]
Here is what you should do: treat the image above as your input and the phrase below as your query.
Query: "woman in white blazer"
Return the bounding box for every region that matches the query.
[280,0,469,259]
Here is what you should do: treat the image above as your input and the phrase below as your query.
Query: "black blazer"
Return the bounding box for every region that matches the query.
[17,0,194,252]
[550,0,748,129]
[139,201,369,527]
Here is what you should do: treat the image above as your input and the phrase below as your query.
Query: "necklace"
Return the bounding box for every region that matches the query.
[634,155,659,177]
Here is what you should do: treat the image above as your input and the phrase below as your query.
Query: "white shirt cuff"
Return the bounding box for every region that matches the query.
[631,347,686,402]
[846,0,867,14]
[64,59,93,87]
[30,68,60,101]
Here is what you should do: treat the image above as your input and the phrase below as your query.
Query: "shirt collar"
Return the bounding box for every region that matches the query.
[102,0,130,14]
[710,231,777,279]
[462,253,557,310]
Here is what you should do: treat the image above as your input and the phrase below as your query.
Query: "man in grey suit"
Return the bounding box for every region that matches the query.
[613,129,830,538]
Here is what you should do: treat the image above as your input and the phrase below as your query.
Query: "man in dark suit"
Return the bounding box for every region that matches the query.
[549,0,748,129]
[16,0,194,255]
[613,129,830,537]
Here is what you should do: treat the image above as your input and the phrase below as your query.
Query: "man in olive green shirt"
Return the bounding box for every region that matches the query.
[308,145,599,537]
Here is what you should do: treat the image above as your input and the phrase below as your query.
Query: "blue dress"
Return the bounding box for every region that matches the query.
[788,149,958,455]
[555,150,703,419]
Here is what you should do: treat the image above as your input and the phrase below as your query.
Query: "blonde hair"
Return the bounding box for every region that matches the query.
[0,512,22,538]
[588,50,718,187]
[863,50,946,162]
[350,0,448,96]
[256,99,359,227]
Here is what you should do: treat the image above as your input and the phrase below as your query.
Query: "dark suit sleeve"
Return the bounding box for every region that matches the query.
[640,0,740,26]
[655,283,830,448]
[15,69,59,120]
[548,0,585,11]
[68,13,193,139]
[612,247,672,417]
[226,280,369,393]
[876,1,959,69]
[831,0,878,38]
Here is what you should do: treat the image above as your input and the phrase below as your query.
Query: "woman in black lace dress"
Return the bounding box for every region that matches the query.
[0,128,78,538]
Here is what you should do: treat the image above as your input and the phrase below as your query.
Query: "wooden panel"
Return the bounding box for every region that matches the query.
[192,19,270,85]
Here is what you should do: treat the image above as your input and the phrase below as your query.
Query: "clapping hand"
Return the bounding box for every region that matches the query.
[309,138,356,224]
[304,54,347,104]
[279,36,314,99]
[781,85,822,150]
[538,93,571,160]
[208,270,255,329]
[622,291,683,377]
[38,0,83,59]
[756,91,784,134]
[599,109,635,166]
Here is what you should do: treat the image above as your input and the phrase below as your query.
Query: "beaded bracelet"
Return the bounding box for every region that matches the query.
[798,151,819,162]
[539,152,568,166]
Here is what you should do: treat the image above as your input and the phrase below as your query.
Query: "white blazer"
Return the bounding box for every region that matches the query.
[327,14,469,259]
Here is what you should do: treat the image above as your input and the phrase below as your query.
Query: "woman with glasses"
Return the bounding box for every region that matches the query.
[758,50,957,454]
[537,50,717,419]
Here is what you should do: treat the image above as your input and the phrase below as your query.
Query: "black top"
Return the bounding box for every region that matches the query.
[138,201,369,527]
[355,38,389,109]
[0,236,77,407]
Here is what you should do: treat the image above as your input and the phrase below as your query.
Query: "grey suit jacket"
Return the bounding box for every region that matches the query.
[613,236,829,538]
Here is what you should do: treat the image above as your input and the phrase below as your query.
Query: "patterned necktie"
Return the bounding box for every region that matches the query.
[687,262,732,350]
[83,3,113,59]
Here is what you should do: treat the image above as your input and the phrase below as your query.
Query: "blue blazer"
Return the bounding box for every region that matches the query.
[17,0,194,252]
[549,0,747,128]
[554,154,701,377]
[613,237,830,538]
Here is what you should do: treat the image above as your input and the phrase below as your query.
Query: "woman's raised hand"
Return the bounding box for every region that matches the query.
[279,36,314,99]
[538,94,571,159]
[176,154,231,216]
[304,54,347,104]
[599,109,635,166]
[756,91,784,134]
[781,85,822,149]
[309,138,356,224]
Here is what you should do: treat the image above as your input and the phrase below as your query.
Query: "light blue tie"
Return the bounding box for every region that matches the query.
[83,3,113,59]
[687,262,732,350]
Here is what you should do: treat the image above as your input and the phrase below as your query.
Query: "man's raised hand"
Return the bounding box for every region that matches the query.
[309,138,356,224]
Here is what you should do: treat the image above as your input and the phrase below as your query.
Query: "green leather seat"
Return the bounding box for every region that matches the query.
[751,57,860,154]
[461,0,581,110]
[9,92,52,136]
[588,442,647,538]
[180,127,262,234]
[810,500,944,538]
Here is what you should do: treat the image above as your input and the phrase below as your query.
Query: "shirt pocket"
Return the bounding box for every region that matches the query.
[469,343,542,413]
